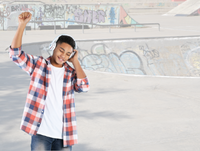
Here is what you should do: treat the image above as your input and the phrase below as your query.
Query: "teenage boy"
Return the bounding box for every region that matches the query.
[9,12,89,151]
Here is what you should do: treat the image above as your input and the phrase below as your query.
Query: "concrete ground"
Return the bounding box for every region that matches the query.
[0,15,200,151]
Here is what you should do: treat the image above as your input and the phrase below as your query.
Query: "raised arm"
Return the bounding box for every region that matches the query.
[11,12,32,48]
[9,12,40,76]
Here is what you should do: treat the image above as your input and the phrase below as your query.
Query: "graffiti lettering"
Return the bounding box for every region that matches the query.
[139,44,159,59]
[0,4,137,30]
[83,10,92,23]
[97,10,106,23]
[35,37,200,77]
[11,4,28,12]
[44,4,66,19]
[74,8,106,23]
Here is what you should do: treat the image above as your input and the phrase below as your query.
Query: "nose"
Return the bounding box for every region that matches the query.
[60,54,65,59]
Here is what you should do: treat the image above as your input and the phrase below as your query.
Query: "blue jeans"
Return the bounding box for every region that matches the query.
[31,134,72,151]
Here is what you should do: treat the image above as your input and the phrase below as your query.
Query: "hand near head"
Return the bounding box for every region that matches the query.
[68,49,79,64]
[18,12,32,27]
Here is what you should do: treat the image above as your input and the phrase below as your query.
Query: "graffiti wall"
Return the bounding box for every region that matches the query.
[22,36,200,77]
[65,5,120,25]
[0,4,137,30]
[0,5,10,30]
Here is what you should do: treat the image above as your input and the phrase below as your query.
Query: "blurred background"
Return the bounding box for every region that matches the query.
[1,0,200,151]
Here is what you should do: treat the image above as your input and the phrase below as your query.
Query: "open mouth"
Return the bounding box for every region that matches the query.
[58,56,64,63]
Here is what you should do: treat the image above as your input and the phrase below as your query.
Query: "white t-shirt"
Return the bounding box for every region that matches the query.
[37,64,65,139]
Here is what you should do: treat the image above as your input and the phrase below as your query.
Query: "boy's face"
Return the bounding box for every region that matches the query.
[51,42,73,67]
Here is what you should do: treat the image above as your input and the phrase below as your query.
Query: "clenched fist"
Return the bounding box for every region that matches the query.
[18,12,32,26]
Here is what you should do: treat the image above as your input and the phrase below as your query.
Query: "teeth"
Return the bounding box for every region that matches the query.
[59,57,63,62]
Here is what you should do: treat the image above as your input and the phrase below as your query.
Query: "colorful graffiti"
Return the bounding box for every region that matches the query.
[75,38,200,77]
[73,8,106,24]
[31,37,200,77]
[119,6,137,25]
[109,7,116,24]
[65,5,120,25]
[76,43,145,74]
[0,4,138,30]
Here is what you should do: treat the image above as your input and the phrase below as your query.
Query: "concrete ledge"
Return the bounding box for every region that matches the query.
[7,26,31,30]
[67,25,90,29]
[39,25,61,30]
[25,26,31,30]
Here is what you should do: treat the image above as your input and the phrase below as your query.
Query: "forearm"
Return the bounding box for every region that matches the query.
[73,60,86,79]
[11,25,26,49]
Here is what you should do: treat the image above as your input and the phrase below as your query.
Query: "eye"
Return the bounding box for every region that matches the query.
[59,49,64,52]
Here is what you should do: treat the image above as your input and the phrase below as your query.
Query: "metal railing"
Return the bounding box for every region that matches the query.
[26,20,160,34]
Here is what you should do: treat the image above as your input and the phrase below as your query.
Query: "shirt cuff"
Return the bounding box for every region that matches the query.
[9,45,22,56]
[77,76,88,85]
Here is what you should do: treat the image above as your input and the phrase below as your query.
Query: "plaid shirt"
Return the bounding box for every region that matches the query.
[9,45,90,147]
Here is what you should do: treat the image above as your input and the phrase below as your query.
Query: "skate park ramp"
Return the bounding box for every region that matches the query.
[1,11,200,151]
[163,0,200,16]
[1,35,200,151]
[22,36,200,77]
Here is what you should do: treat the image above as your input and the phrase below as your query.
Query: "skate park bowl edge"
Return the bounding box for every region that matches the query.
[19,36,200,77]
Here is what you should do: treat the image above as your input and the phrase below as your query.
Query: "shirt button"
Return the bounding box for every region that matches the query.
[41,110,44,114]
[37,123,41,126]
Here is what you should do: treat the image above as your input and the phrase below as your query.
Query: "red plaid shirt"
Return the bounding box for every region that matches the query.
[9,45,90,147]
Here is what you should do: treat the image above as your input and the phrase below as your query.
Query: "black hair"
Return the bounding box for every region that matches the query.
[56,35,75,49]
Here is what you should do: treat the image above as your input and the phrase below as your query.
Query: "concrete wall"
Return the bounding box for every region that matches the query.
[23,36,200,77]
[0,0,180,4]
[0,4,137,30]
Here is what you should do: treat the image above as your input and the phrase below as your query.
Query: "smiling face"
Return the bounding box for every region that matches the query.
[50,42,73,67]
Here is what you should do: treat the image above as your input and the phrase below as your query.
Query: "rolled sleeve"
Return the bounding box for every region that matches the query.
[9,45,22,57]
[9,45,39,76]
[74,76,90,93]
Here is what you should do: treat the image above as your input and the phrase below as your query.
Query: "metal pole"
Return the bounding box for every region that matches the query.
[109,26,111,33]
[82,24,84,33]
[54,21,56,34]
[25,26,26,35]
[34,4,35,30]
[159,24,160,31]
[135,24,136,32]
[92,7,93,29]
[2,6,4,31]
[3,16,4,31]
